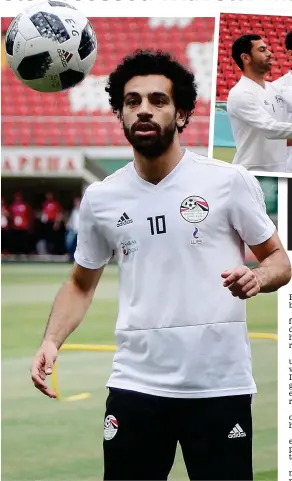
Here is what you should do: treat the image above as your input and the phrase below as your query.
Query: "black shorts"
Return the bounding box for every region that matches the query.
[103,388,253,481]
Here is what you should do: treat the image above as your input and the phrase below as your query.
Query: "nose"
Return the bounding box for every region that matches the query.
[137,98,153,119]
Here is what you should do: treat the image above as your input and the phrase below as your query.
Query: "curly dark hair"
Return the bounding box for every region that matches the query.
[105,49,197,133]
[285,31,292,51]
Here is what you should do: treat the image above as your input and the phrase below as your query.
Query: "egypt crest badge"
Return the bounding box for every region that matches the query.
[180,196,209,223]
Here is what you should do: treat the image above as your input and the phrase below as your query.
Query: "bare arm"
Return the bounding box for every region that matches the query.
[31,263,104,397]
[222,232,291,299]
[250,231,291,292]
[43,263,105,348]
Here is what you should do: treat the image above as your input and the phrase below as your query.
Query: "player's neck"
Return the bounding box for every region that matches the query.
[133,140,184,185]
[243,71,265,88]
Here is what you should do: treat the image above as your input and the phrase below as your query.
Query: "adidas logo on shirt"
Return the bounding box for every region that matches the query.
[228,424,246,439]
[117,212,133,227]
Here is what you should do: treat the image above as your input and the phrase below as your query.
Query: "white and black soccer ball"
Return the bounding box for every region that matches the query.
[5,0,97,92]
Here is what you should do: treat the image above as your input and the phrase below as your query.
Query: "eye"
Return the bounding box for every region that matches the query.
[125,98,138,106]
[151,95,168,106]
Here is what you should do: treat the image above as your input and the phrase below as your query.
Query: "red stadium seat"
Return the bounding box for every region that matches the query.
[266,30,278,40]
[249,21,263,29]
[241,21,252,29]
[261,22,274,30]
[223,64,234,73]
[2,17,213,147]
[271,43,283,53]
[229,28,242,37]
[226,72,237,81]
[279,60,291,70]
[276,52,289,60]
[218,47,227,56]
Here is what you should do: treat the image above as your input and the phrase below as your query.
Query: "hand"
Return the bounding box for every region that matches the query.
[30,340,58,398]
[221,266,261,300]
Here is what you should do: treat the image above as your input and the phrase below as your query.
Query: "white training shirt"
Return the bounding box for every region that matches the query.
[74,149,275,399]
[67,207,80,233]
[273,71,292,172]
[227,75,292,172]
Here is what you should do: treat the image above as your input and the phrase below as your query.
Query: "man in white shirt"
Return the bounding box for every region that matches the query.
[273,31,292,171]
[31,50,291,481]
[65,196,80,261]
[227,34,292,173]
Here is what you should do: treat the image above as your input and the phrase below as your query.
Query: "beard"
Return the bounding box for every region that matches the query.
[251,57,272,74]
[123,117,177,158]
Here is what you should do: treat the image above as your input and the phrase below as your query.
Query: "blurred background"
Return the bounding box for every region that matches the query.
[1,16,213,262]
[1,16,277,481]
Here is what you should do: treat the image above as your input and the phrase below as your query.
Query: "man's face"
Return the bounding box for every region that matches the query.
[246,40,272,73]
[121,75,184,158]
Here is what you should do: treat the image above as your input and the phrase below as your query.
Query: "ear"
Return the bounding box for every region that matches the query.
[241,52,250,66]
[176,109,187,129]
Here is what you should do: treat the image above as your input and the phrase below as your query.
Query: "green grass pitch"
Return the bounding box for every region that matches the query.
[2,264,277,481]
[213,147,236,164]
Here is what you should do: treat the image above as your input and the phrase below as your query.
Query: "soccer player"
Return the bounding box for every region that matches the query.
[40,192,62,255]
[227,34,292,172]
[65,196,81,261]
[273,31,292,171]
[31,50,290,481]
[10,192,32,256]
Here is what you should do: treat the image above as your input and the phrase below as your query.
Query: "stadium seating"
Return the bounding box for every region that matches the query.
[1,17,213,147]
[217,14,292,100]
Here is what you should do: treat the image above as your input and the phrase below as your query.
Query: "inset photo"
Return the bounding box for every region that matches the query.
[213,14,292,175]
[288,178,292,250]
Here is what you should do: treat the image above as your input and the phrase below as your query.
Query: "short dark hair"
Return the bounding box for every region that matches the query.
[105,49,197,133]
[232,34,262,71]
[285,31,292,51]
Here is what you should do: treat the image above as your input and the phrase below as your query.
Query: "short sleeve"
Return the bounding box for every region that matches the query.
[229,166,276,246]
[74,189,112,269]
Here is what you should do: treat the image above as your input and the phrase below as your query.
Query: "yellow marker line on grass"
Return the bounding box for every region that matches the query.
[63,393,91,402]
[60,344,117,352]
[249,332,278,341]
[52,344,117,402]
[53,333,277,402]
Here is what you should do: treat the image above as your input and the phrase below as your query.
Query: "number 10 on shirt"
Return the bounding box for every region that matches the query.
[147,215,167,235]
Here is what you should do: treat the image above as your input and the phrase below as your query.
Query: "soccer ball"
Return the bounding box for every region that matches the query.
[4,0,97,92]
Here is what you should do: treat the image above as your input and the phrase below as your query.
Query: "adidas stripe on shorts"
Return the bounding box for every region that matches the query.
[103,388,253,481]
